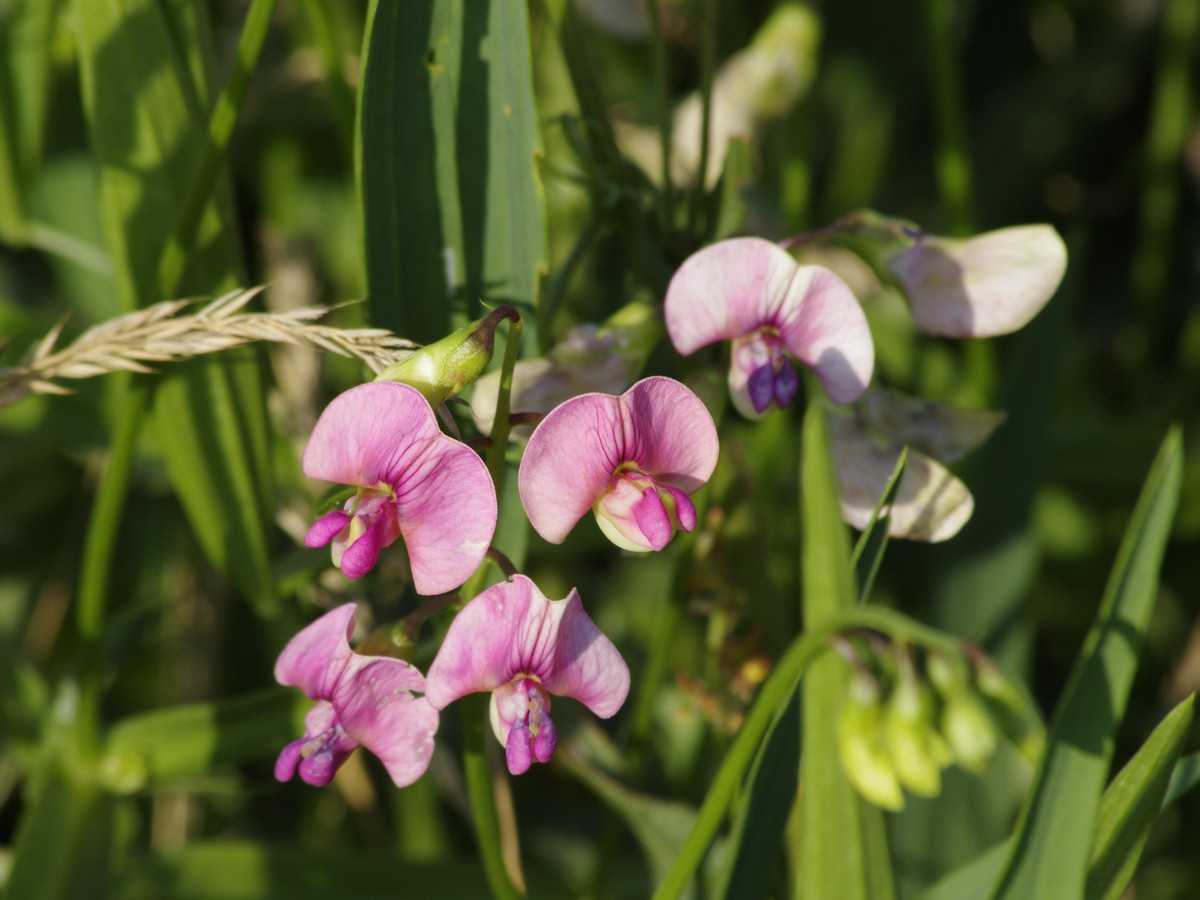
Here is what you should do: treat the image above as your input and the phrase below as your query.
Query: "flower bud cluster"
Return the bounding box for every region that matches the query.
[835,635,1043,811]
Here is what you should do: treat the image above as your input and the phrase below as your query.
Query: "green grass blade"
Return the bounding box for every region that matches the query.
[1086,695,1194,900]
[1164,751,1200,806]
[850,446,907,604]
[799,394,896,900]
[358,0,546,343]
[988,427,1183,900]
[711,689,800,900]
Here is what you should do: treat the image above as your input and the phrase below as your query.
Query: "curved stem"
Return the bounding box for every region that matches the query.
[651,606,966,899]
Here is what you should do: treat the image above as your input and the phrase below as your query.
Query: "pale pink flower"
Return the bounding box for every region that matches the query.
[885,224,1067,338]
[518,376,718,552]
[302,382,496,594]
[664,237,874,418]
[424,576,629,775]
[274,604,438,787]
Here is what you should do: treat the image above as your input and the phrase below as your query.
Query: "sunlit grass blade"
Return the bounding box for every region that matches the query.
[1164,751,1200,806]
[850,446,907,604]
[1086,695,1194,900]
[987,426,1183,900]
[799,393,896,900]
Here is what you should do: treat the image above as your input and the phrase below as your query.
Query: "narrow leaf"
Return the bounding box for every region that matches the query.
[1086,695,1194,900]
[850,446,907,604]
[988,427,1183,900]
[799,393,896,900]
[1164,751,1200,807]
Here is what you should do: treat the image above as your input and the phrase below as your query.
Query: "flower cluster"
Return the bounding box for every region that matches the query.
[272,217,1065,793]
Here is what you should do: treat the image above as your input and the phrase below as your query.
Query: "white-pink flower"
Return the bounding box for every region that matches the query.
[424,575,630,775]
[518,376,719,552]
[274,604,439,788]
[302,382,496,594]
[885,224,1067,338]
[664,237,874,418]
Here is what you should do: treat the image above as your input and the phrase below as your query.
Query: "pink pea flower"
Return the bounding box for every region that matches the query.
[275,604,438,788]
[518,376,719,552]
[302,382,496,594]
[424,575,630,775]
[664,237,874,418]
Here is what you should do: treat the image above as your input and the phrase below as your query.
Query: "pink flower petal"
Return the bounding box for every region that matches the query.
[302,382,443,488]
[632,489,672,551]
[774,266,874,404]
[664,238,798,353]
[333,655,439,788]
[542,588,629,718]
[594,477,656,552]
[621,377,719,490]
[392,438,497,595]
[518,393,626,545]
[274,604,357,701]
[506,725,533,775]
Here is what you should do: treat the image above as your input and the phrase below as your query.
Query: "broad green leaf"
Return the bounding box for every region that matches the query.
[74,0,278,609]
[358,0,547,344]
[850,446,907,604]
[799,394,896,900]
[1086,694,1194,900]
[712,688,800,900]
[988,427,1183,900]
[104,688,303,785]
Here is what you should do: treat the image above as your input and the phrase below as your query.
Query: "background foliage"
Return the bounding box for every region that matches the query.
[0,0,1197,897]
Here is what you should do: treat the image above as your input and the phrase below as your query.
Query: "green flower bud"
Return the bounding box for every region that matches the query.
[927,651,998,774]
[838,676,905,811]
[884,664,947,797]
[375,306,518,405]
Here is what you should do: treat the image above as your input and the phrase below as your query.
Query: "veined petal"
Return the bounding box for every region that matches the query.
[831,413,974,542]
[594,478,657,552]
[620,377,719,490]
[775,265,874,404]
[542,588,630,718]
[333,655,439,788]
[664,237,797,353]
[518,392,626,544]
[274,604,357,701]
[887,225,1067,338]
[425,577,540,709]
[392,437,496,595]
[302,382,446,489]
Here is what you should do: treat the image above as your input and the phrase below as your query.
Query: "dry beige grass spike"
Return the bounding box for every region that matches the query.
[0,286,417,408]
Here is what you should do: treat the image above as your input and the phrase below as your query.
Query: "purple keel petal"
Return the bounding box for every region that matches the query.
[305,509,350,548]
[333,655,439,788]
[274,737,306,782]
[776,266,874,405]
[274,604,357,700]
[664,238,799,354]
[632,488,673,551]
[506,725,533,775]
[532,716,558,764]
[519,393,626,544]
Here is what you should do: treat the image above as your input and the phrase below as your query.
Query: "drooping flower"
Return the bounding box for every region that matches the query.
[424,575,630,775]
[302,382,496,593]
[664,237,874,418]
[274,604,438,788]
[831,387,1004,542]
[518,376,719,552]
[885,224,1067,338]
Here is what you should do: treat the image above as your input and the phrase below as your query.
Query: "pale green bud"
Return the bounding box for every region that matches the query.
[375,307,517,405]
[838,676,905,811]
[884,666,947,797]
[927,651,997,774]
